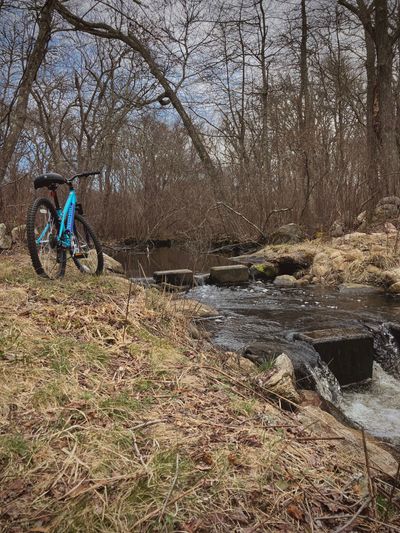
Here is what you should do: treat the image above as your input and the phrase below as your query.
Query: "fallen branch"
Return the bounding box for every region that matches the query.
[216,201,266,239]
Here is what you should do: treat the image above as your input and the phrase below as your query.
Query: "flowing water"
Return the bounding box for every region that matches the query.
[117,246,400,443]
[189,282,400,443]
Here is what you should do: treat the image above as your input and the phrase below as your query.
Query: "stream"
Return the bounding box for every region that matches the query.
[117,246,400,445]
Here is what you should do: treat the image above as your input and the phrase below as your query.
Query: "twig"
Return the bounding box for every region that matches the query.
[295,436,345,442]
[216,201,266,239]
[130,419,168,431]
[332,497,371,533]
[159,453,180,521]
[305,496,315,533]
[123,280,133,342]
[362,428,376,518]
[131,432,148,472]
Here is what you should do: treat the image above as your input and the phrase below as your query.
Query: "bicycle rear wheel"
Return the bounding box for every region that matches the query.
[70,214,103,275]
[26,197,66,279]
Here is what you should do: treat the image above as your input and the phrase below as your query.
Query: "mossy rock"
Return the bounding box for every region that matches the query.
[250,262,278,281]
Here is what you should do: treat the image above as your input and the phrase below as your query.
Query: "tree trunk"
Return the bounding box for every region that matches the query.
[374,0,399,194]
[0,0,55,184]
[299,0,313,222]
[365,28,379,205]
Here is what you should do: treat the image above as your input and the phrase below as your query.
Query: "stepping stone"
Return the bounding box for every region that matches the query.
[209,264,249,285]
[153,269,193,287]
[295,328,373,386]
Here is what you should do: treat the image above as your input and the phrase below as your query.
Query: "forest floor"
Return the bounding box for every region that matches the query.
[1,253,400,532]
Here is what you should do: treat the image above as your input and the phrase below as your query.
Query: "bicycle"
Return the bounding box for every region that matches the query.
[26,171,104,279]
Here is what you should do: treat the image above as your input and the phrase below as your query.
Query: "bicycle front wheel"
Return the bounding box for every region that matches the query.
[26,197,66,279]
[70,214,103,275]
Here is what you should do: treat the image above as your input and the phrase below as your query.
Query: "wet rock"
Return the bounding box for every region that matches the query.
[252,353,300,403]
[339,283,384,295]
[103,253,124,274]
[269,223,306,244]
[11,224,26,243]
[0,224,12,250]
[250,262,278,281]
[243,338,320,389]
[209,265,249,285]
[273,275,297,287]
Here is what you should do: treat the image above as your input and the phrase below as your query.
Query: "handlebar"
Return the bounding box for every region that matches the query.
[67,170,101,183]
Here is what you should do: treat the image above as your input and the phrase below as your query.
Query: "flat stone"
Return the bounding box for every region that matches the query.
[153,269,193,286]
[295,328,373,386]
[339,283,384,295]
[209,264,248,285]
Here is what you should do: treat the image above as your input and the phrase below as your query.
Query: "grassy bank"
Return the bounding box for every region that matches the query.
[253,231,400,289]
[0,254,399,532]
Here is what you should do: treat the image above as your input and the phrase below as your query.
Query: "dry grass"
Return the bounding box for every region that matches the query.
[255,232,400,286]
[0,253,400,532]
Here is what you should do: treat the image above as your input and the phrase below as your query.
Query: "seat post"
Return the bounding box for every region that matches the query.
[50,189,60,210]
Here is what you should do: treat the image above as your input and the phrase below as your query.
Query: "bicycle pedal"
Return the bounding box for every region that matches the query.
[74,252,88,259]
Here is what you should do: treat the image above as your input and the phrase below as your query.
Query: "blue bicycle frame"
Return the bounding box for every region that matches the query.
[58,189,76,247]
[36,189,76,248]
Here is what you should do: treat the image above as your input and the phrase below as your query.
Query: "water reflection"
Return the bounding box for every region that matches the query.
[113,245,232,277]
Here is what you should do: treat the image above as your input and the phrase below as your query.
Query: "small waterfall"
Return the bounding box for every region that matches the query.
[368,323,400,378]
[341,362,400,444]
[306,361,342,406]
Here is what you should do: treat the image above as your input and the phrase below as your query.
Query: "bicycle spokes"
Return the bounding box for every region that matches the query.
[30,203,65,279]
[71,219,100,274]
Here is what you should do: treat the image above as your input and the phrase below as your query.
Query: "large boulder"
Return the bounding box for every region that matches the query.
[243,338,321,389]
[269,223,306,244]
[355,196,400,231]
[0,224,12,250]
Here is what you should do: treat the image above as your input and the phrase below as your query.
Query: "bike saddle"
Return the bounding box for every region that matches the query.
[34,173,65,190]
